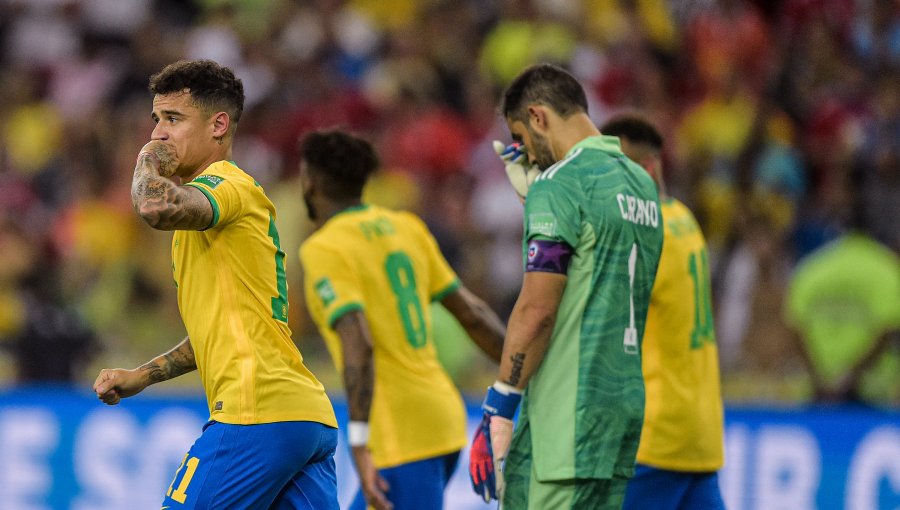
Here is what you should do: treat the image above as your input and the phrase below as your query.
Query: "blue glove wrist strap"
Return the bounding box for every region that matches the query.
[482,386,521,420]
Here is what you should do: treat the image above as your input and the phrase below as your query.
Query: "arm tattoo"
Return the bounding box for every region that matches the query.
[139,337,197,385]
[344,364,375,422]
[131,158,213,231]
[507,352,526,386]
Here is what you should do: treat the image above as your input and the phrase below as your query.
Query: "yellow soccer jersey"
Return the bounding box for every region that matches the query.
[300,204,467,468]
[174,160,336,427]
[638,199,724,472]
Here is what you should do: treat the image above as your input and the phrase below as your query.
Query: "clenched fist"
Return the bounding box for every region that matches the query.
[137,140,179,177]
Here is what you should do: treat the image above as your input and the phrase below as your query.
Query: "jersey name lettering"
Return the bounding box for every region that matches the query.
[617,193,659,228]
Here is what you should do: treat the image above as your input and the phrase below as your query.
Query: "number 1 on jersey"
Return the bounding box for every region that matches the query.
[623,243,639,354]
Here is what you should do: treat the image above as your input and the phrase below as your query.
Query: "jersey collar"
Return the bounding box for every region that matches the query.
[566,135,623,157]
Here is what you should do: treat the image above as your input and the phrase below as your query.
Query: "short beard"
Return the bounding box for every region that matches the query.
[529,130,555,170]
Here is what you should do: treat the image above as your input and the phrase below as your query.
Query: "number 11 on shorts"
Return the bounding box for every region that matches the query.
[167,453,200,504]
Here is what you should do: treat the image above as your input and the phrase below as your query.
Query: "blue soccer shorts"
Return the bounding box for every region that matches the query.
[349,450,460,510]
[161,420,339,510]
[623,463,725,510]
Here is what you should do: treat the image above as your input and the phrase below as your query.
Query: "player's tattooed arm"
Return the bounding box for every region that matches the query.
[498,271,567,389]
[139,337,197,385]
[334,310,376,422]
[131,145,213,231]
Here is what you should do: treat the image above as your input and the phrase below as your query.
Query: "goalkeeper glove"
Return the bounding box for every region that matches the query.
[493,140,540,199]
[469,381,521,502]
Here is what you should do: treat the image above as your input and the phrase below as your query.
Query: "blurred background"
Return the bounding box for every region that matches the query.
[0,0,898,508]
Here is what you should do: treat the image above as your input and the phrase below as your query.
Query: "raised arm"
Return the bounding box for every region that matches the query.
[131,141,213,231]
[440,286,506,363]
[93,336,197,405]
[332,310,393,510]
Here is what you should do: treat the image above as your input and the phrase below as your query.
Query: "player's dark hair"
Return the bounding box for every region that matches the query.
[501,63,588,123]
[300,129,379,200]
[600,114,664,151]
[149,60,244,124]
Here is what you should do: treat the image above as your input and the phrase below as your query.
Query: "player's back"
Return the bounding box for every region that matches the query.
[639,198,724,472]
[174,161,336,427]
[301,205,466,468]
[521,135,664,481]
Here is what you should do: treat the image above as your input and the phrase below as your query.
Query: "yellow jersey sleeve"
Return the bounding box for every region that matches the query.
[184,171,244,229]
[300,242,364,328]
[406,212,460,300]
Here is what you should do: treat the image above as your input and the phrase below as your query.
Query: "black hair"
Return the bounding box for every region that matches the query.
[300,129,379,200]
[149,60,244,124]
[501,63,588,123]
[600,114,663,151]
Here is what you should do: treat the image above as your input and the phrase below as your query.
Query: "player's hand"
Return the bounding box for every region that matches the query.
[351,446,393,510]
[493,140,540,201]
[469,412,497,502]
[137,140,179,178]
[469,382,521,502]
[92,368,150,405]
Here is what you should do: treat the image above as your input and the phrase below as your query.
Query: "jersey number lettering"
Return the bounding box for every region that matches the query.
[688,248,715,348]
[623,243,639,354]
[385,251,427,348]
[167,454,200,504]
[268,215,289,322]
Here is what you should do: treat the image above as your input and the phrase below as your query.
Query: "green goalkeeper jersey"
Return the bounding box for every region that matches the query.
[510,135,664,481]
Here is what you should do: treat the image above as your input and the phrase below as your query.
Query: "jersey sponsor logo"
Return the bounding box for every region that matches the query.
[617,193,659,228]
[192,174,225,189]
[214,401,223,411]
[528,213,557,237]
[315,277,336,307]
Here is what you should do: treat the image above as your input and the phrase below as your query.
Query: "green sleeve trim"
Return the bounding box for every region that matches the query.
[431,279,461,302]
[185,183,220,230]
[327,302,364,328]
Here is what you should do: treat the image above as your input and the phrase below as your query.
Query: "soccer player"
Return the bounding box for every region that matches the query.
[600,115,726,510]
[297,129,506,510]
[91,60,339,509]
[469,64,664,509]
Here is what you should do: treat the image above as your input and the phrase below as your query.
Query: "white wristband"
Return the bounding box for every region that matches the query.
[347,421,369,447]
[492,381,523,396]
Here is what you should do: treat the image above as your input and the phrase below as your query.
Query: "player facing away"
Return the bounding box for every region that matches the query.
[469,64,664,509]
[601,115,726,510]
[91,60,339,510]
[297,129,507,510]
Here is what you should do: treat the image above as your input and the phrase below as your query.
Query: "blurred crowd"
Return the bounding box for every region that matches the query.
[0,0,897,405]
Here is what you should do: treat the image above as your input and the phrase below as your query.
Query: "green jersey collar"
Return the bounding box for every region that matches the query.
[566,135,623,157]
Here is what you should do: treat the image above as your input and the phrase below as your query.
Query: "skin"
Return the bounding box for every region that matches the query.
[94,88,237,403]
[301,157,506,509]
[131,89,232,231]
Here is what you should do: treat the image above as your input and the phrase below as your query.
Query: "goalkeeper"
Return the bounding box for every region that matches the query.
[469,64,663,509]
[298,129,506,510]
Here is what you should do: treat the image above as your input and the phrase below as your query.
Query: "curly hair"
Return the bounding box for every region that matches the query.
[300,129,380,200]
[149,60,244,124]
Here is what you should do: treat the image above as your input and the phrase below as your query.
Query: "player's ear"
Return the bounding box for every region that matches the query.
[526,105,549,132]
[211,111,230,140]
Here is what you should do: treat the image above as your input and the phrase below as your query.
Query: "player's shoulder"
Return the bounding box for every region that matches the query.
[190,161,257,190]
